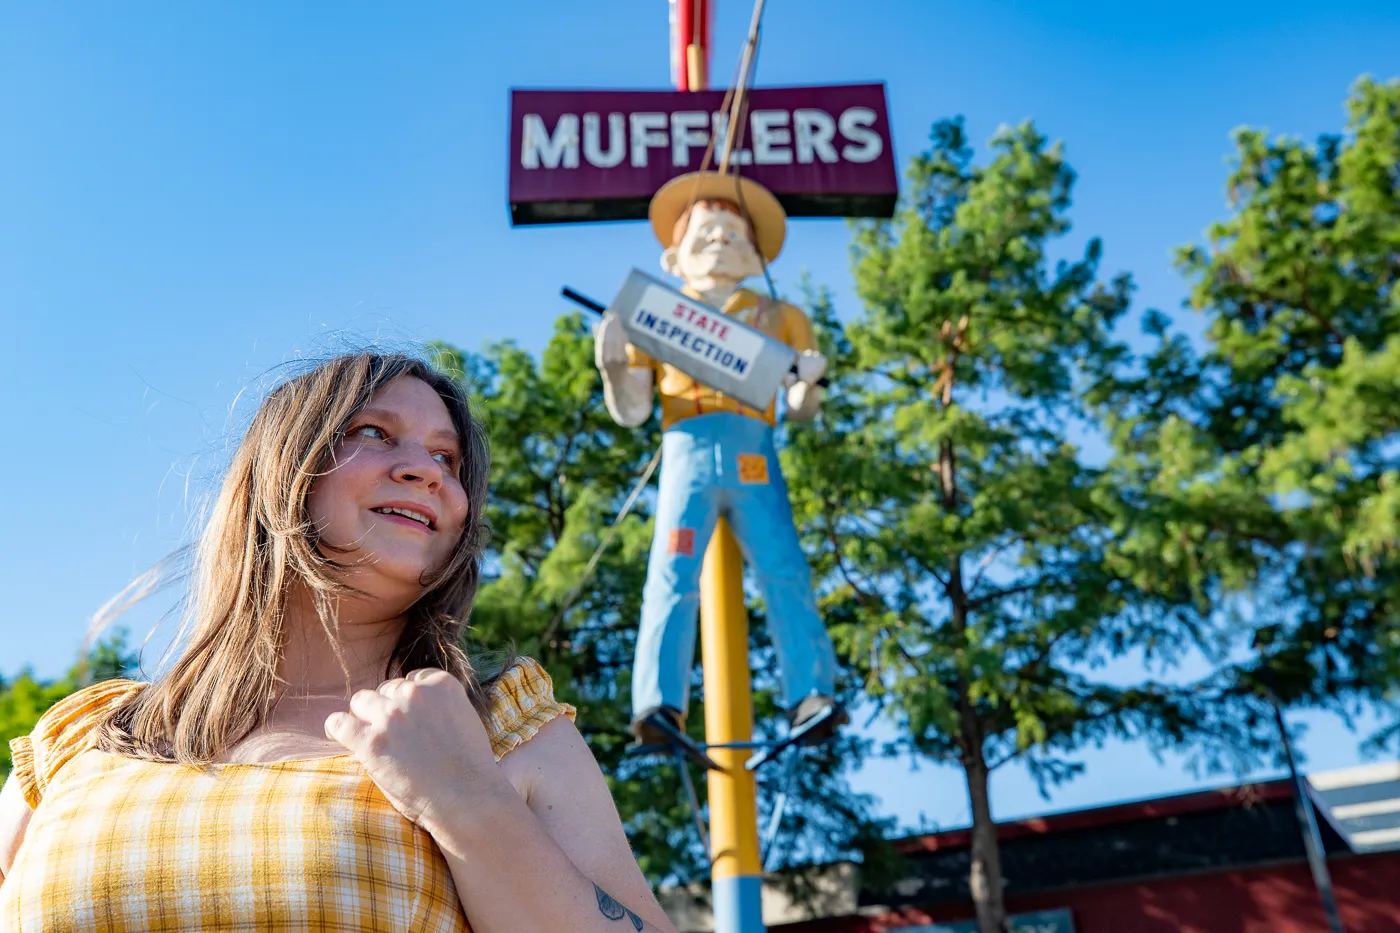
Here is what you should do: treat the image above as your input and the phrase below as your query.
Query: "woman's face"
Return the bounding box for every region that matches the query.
[306,375,469,606]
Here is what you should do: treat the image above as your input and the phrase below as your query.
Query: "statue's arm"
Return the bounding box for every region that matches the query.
[784,361,824,422]
[782,306,826,423]
[595,312,655,427]
[602,366,655,428]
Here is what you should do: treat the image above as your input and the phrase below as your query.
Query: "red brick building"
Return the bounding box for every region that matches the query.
[665,765,1400,933]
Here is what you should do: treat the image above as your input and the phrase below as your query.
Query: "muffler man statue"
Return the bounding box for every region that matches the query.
[593,170,846,752]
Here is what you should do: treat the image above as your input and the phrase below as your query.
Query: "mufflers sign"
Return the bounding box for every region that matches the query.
[508,83,898,225]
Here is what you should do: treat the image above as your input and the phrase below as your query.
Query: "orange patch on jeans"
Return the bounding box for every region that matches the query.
[737,453,770,485]
[668,528,695,557]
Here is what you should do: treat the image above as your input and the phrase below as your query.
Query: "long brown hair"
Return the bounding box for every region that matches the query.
[93,352,502,765]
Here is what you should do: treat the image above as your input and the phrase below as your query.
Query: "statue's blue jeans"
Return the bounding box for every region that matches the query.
[631,411,837,722]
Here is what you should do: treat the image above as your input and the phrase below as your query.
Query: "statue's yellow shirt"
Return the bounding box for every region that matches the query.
[626,288,817,430]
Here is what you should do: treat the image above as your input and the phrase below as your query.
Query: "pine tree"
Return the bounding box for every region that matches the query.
[1168,77,1400,735]
[783,119,1236,932]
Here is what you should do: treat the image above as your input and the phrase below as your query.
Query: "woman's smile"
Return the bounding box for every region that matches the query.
[369,503,438,531]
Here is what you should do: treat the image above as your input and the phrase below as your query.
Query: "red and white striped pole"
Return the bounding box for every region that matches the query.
[670,0,711,91]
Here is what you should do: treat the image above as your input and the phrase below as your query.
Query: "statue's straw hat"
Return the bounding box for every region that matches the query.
[648,171,787,262]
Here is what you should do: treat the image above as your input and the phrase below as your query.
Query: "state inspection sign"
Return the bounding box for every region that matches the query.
[507,83,898,225]
[608,269,797,414]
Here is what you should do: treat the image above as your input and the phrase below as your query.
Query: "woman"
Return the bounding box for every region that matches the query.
[0,353,680,933]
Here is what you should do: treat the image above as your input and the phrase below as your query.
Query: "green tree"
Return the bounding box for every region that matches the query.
[428,316,892,891]
[784,120,1240,932]
[1,634,138,781]
[3,321,888,896]
[1165,77,1400,734]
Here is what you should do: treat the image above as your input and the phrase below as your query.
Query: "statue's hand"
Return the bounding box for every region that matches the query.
[796,350,828,384]
[594,313,632,372]
[786,381,823,421]
[785,349,828,387]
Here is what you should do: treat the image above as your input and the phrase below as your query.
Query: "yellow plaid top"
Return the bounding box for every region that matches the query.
[626,287,818,431]
[1,657,575,933]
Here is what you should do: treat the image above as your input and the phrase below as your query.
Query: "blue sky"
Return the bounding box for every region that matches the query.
[3,1,1399,833]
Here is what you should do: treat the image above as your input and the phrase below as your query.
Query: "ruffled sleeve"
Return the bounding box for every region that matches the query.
[8,678,144,809]
[483,657,576,761]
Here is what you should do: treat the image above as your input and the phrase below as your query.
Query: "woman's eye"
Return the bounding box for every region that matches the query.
[433,452,459,467]
[353,425,386,440]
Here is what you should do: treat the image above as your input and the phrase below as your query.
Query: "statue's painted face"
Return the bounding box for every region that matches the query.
[663,202,764,285]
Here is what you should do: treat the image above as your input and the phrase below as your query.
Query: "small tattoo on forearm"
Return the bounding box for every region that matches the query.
[594,883,644,930]
[595,883,625,921]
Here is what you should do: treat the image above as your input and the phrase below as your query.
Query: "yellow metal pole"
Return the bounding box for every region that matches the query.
[700,516,764,931]
[686,43,706,93]
[683,21,763,931]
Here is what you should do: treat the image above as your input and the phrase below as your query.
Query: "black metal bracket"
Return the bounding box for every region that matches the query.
[674,747,710,857]
[760,743,807,872]
[622,711,841,870]
[627,714,724,773]
[743,704,838,772]
[562,287,607,316]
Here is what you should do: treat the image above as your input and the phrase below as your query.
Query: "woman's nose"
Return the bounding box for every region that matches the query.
[391,444,442,487]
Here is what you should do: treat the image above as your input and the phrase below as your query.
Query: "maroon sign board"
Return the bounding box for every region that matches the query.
[507,83,898,225]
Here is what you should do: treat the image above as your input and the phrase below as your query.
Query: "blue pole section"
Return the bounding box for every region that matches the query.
[712,875,764,933]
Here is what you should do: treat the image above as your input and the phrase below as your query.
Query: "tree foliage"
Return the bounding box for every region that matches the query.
[1,634,138,781]
[782,118,1250,932]
[428,316,892,890]
[1146,76,1400,736]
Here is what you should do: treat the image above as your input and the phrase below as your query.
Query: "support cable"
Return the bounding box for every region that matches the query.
[539,445,662,649]
[552,0,777,644]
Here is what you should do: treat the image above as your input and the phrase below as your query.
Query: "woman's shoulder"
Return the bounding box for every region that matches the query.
[480,657,576,762]
[8,678,146,808]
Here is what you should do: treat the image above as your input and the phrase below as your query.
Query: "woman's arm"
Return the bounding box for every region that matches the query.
[0,771,34,885]
[433,716,679,933]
